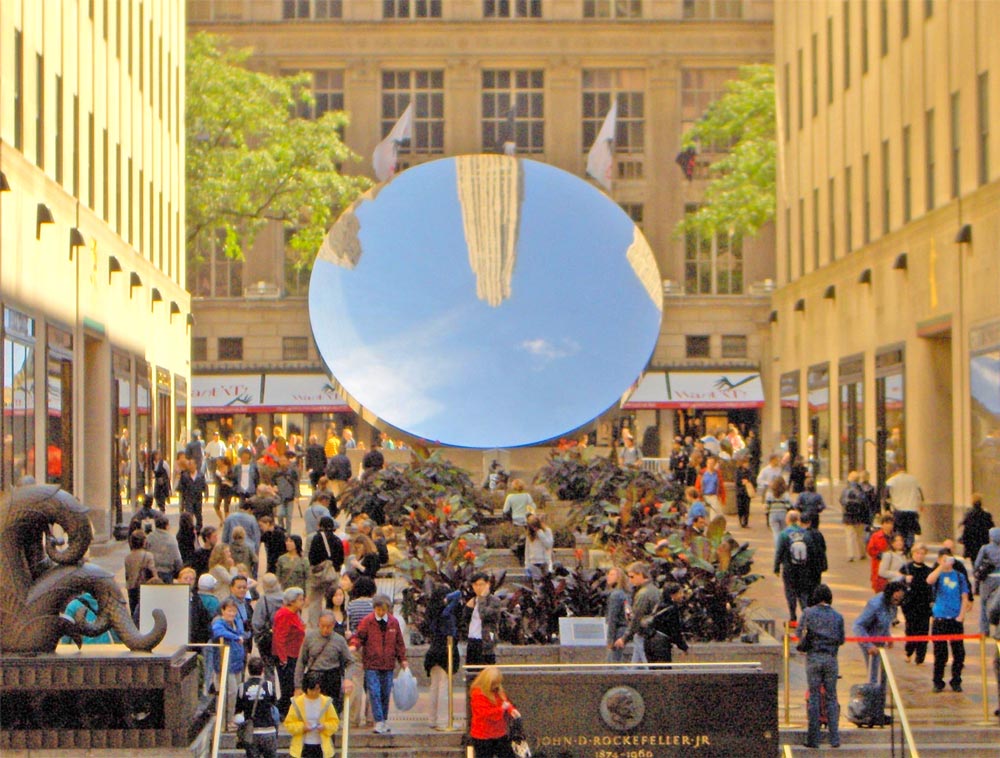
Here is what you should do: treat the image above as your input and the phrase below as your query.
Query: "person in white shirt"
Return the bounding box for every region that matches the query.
[886,468,923,552]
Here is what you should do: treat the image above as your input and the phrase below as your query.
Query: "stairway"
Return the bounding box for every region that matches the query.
[779,725,1000,756]
[217,725,465,758]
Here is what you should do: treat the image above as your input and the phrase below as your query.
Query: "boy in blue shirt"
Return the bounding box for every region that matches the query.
[926,547,973,692]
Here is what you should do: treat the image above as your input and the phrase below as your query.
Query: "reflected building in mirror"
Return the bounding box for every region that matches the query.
[456,154,523,308]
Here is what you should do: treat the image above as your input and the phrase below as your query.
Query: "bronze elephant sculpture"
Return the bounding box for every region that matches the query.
[0,484,166,653]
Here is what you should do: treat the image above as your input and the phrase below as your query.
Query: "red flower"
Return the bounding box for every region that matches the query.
[464,551,476,562]
[643,506,651,516]
[574,548,584,562]
[427,516,437,524]
[442,504,452,515]
[458,538,468,550]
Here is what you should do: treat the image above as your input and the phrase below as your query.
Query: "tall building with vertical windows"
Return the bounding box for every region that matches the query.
[187,0,774,454]
[0,1,189,540]
[771,0,1000,515]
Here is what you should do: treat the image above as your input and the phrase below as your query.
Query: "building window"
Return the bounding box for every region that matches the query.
[902,125,912,221]
[620,203,643,229]
[36,54,44,169]
[811,33,818,118]
[782,62,791,142]
[682,0,742,19]
[844,165,853,254]
[901,0,909,37]
[862,153,871,244]
[55,74,63,183]
[481,70,544,154]
[681,68,739,150]
[721,335,748,359]
[582,69,645,178]
[784,207,792,283]
[484,1,541,17]
[585,0,642,18]
[881,139,890,235]
[383,0,441,18]
[950,91,960,198]
[88,113,95,210]
[684,204,743,295]
[843,2,851,89]
[879,0,888,56]
[192,337,207,362]
[796,48,803,129]
[925,108,935,211]
[686,335,711,359]
[798,197,805,276]
[924,0,933,19]
[826,17,834,104]
[218,338,243,361]
[283,0,343,18]
[282,337,310,362]
[14,29,23,150]
[189,232,245,298]
[296,70,344,119]
[812,187,819,270]
[827,177,836,261]
[978,72,990,186]
[382,70,445,155]
[1,308,36,491]
[861,0,869,73]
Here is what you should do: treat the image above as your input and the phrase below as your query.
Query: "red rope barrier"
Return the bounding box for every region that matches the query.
[789,633,983,643]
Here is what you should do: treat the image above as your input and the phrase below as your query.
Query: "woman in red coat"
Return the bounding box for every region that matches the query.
[469,665,519,758]
[272,587,306,717]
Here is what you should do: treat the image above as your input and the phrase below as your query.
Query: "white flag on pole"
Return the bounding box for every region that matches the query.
[372,103,414,182]
[586,102,618,191]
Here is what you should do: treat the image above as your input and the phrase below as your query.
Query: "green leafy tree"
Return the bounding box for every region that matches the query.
[186,32,371,268]
[675,64,775,240]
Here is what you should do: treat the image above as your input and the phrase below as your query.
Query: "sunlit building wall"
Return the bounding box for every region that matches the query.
[0,0,189,539]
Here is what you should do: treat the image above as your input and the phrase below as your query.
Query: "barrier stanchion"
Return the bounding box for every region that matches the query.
[440,635,458,732]
[782,621,791,726]
[981,634,992,725]
[212,642,230,758]
[342,690,351,758]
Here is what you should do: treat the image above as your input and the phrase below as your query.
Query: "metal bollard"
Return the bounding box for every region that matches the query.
[442,635,458,731]
[342,692,351,758]
[782,620,791,726]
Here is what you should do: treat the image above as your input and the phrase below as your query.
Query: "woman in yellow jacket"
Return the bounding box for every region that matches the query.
[284,671,340,758]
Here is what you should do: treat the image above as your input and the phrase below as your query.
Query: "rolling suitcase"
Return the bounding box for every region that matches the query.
[847,655,891,728]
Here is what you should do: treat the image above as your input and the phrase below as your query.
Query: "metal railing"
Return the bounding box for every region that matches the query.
[782,745,795,758]
[878,647,920,758]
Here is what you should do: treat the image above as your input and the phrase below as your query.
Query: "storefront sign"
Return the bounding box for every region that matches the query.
[191,374,263,413]
[478,669,778,758]
[622,372,763,410]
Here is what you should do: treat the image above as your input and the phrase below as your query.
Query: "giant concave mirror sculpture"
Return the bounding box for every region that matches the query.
[309,154,662,448]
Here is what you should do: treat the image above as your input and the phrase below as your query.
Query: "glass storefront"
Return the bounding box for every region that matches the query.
[807,363,830,479]
[838,354,865,480]
[971,322,1000,499]
[876,346,906,486]
[156,368,171,466]
[779,370,800,458]
[136,359,152,495]
[2,307,36,490]
[174,375,188,451]
[112,351,132,519]
[46,325,73,490]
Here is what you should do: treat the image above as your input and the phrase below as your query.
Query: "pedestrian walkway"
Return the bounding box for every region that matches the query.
[740,498,998,731]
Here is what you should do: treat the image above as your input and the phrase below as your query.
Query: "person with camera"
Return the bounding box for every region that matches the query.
[797,584,844,749]
[465,572,503,666]
[927,547,973,692]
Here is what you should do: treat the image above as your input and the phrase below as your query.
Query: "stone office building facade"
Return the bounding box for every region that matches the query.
[187,0,776,454]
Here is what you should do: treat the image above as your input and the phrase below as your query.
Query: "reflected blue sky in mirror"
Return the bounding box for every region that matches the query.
[309,155,661,448]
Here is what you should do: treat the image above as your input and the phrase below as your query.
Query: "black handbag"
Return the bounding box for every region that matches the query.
[236,681,263,748]
[507,713,531,758]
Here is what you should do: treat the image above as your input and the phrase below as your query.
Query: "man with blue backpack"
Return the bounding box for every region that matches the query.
[774,509,813,623]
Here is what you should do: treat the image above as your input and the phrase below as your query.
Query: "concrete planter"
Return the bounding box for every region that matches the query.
[402,623,781,685]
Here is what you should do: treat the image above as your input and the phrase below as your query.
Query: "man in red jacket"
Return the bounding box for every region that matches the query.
[867,514,895,593]
[350,594,408,734]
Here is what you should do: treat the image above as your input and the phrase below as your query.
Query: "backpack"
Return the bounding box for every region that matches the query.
[254,597,275,656]
[191,594,213,644]
[789,530,809,565]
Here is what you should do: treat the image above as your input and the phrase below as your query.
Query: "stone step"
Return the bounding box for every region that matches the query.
[779,725,1000,751]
